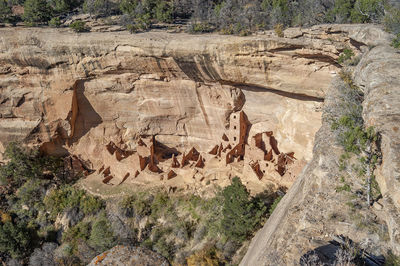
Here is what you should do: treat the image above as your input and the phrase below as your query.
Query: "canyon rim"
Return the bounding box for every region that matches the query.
[0,22,399,265]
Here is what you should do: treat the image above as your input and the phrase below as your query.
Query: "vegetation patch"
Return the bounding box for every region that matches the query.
[69,21,89,32]
[115,177,275,264]
[268,195,283,215]
[1,0,399,36]
[0,143,279,265]
[0,143,111,264]
[337,48,355,65]
[188,22,214,33]
[392,33,400,49]
[330,71,381,207]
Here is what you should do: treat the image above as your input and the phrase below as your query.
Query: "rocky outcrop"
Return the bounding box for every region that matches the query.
[241,29,399,265]
[87,245,169,265]
[0,24,390,194]
[0,22,398,265]
[355,44,400,256]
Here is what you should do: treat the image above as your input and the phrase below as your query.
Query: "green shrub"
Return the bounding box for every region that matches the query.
[188,22,214,33]
[83,0,112,16]
[199,193,223,239]
[48,17,61,27]
[61,216,116,263]
[338,71,362,93]
[120,0,137,15]
[239,29,251,36]
[0,143,62,187]
[0,0,12,23]
[44,186,104,218]
[81,194,105,215]
[269,195,283,215]
[274,23,284,37]
[69,21,88,32]
[338,48,355,65]
[392,34,400,49]
[15,179,47,211]
[331,71,381,205]
[44,186,81,217]
[332,115,376,154]
[141,238,153,249]
[62,220,91,244]
[370,175,381,199]
[126,23,139,33]
[153,236,173,260]
[126,17,151,33]
[120,0,172,24]
[89,212,115,251]
[48,0,81,14]
[336,183,351,192]
[221,177,266,243]
[150,191,173,219]
[262,0,290,25]
[0,221,32,259]
[22,0,52,23]
[325,0,354,23]
[120,192,152,217]
[154,0,173,23]
[220,24,235,35]
[384,6,400,34]
[350,0,384,23]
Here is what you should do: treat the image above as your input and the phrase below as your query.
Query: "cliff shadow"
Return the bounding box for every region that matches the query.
[221,81,324,102]
[154,140,181,162]
[173,54,222,82]
[69,79,103,144]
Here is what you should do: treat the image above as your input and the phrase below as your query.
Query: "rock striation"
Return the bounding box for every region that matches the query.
[0,24,389,194]
[241,27,400,265]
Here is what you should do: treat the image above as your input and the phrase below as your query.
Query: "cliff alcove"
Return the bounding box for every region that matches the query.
[1,23,400,266]
[0,25,369,195]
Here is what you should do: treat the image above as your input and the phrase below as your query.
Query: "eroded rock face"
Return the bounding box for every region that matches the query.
[241,28,400,265]
[0,24,384,193]
[355,45,400,255]
[87,245,169,266]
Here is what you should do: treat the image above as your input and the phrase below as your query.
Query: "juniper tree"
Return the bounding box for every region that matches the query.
[0,0,12,23]
[221,177,266,243]
[22,0,52,23]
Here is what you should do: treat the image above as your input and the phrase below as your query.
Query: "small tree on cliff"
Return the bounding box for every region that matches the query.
[221,177,266,243]
[23,0,52,23]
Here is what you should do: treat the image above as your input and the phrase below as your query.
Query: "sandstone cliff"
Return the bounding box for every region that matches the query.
[241,27,400,265]
[0,22,398,265]
[0,24,389,196]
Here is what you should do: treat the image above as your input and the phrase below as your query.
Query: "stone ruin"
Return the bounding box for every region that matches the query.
[88,110,297,188]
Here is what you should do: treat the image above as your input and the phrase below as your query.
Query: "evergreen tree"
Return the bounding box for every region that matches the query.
[48,0,82,14]
[221,177,266,243]
[120,0,138,15]
[351,0,384,23]
[22,0,52,23]
[89,212,115,251]
[0,221,32,259]
[0,0,12,23]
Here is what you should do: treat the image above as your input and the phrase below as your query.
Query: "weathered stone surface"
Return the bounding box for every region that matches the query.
[0,24,387,194]
[355,44,400,257]
[241,29,400,265]
[0,23,397,265]
[87,245,169,266]
[0,24,389,192]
